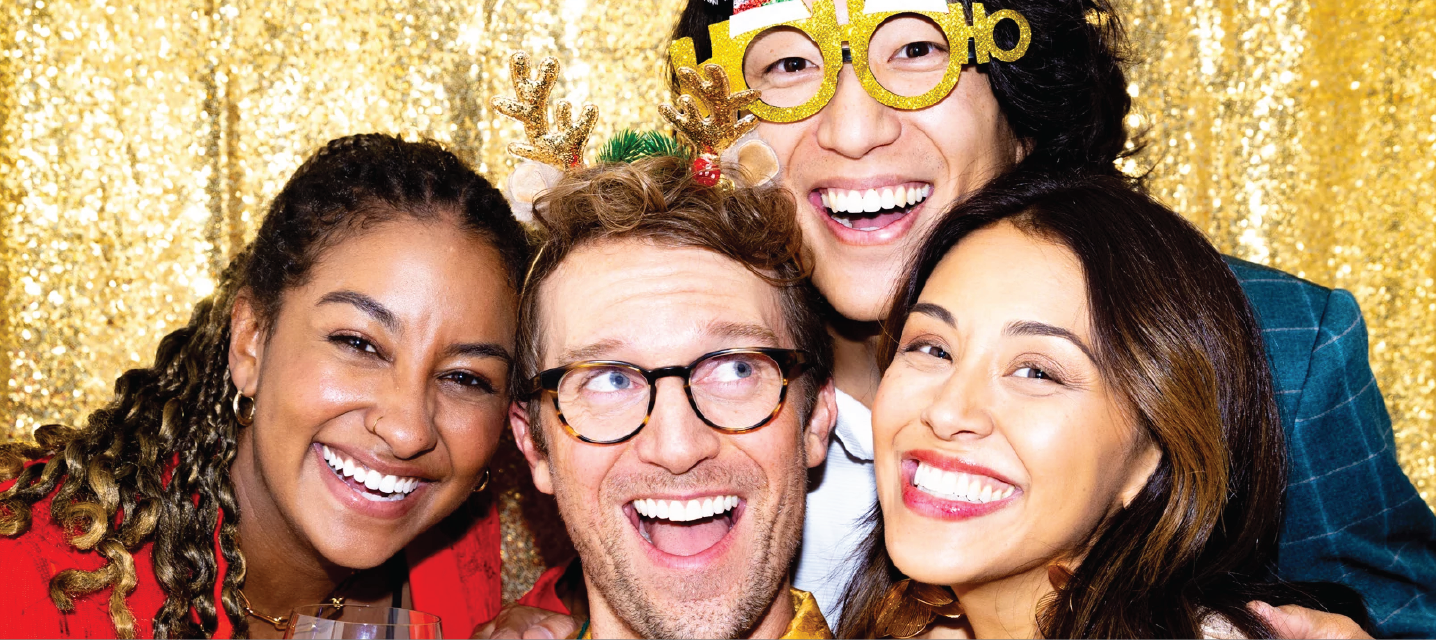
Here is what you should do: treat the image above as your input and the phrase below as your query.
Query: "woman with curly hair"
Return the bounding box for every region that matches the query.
[0,133,529,638]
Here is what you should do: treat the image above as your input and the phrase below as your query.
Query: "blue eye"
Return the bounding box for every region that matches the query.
[712,359,755,381]
[586,370,637,393]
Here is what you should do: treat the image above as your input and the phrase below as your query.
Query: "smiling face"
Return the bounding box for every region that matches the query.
[872,222,1158,610]
[753,0,1021,321]
[512,240,834,638]
[228,216,517,570]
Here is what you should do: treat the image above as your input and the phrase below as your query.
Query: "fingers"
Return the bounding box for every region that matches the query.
[1249,601,1372,640]
[473,606,577,640]
[519,614,579,640]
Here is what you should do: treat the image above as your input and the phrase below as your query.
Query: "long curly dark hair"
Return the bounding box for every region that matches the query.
[0,133,528,638]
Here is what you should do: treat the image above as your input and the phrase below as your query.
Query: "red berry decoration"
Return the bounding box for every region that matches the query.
[693,155,721,187]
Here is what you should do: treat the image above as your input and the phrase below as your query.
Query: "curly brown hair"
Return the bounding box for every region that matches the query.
[514,154,832,453]
[0,133,528,638]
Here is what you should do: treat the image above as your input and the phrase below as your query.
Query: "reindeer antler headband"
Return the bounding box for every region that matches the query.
[491,51,780,220]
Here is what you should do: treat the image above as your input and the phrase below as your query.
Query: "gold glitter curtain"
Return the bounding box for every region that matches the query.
[1,0,1433,599]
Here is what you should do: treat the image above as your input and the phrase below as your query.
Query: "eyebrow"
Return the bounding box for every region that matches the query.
[318,290,399,332]
[707,320,783,347]
[910,302,956,327]
[557,339,626,365]
[445,342,514,362]
[1004,320,1097,363]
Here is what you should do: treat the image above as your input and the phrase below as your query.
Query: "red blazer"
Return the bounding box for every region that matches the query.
[0,470,501,639]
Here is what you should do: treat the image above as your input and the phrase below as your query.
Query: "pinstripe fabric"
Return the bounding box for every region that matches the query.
[1228,257,1436,638]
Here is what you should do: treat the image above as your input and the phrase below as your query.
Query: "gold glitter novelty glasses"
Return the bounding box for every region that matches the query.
[670,0,1031,123]
[531,348,813,444]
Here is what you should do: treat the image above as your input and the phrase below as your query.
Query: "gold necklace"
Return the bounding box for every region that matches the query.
[237,588,348,631]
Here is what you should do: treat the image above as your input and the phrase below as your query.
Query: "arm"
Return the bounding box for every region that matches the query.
[1275,288,1436,638]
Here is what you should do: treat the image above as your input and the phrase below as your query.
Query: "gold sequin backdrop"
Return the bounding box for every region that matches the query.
[1,0,1433,596]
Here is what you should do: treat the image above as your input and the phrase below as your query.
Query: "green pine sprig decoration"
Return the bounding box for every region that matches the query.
[596,129,694,164]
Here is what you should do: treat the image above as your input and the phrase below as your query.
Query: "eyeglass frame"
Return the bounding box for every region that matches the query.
[668,0,1031,123]
[530,347,814,445]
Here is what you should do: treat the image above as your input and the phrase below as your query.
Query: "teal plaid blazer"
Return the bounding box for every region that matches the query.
[1230,257,1436,637]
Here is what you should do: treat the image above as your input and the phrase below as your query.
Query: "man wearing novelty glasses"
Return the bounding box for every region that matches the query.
[478,0,1436,636]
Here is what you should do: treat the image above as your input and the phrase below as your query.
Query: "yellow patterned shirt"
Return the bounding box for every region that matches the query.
[576,588,833,639]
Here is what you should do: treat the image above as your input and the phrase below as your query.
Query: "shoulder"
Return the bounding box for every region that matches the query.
[0,472,165,638]
[406,493,504,633]
[1223,256,1337,326]
[1221,256,1372,405]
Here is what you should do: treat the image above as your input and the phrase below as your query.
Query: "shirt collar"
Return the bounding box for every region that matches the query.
[575,588,832,638]
[830,388,874,462]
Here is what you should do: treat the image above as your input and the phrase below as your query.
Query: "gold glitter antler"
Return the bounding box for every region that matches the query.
[491,52,598,168]
[659,63,760,155]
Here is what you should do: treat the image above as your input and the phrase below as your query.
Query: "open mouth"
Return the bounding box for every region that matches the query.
[628,495,744,557]
[817,183,931,232]
[912,460,1014,504]
[321,445,423,502]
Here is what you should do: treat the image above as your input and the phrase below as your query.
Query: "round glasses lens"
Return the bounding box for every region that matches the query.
[691,351,785,430]
[743,27,825,108]
[867,14,951,98]
[557,365,650,441]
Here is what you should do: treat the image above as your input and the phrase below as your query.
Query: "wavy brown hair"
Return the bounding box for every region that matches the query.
[836,170,1366,638]
[514,154,832,452]
[0,133,527,638]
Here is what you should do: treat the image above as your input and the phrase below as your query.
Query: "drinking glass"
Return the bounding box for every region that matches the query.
[283,604,442,639]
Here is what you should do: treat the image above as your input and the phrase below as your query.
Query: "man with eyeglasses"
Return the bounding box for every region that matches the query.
[501,158,838,638]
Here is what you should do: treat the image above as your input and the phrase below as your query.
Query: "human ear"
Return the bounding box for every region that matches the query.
[1118,438,1163,508]
[802,380,838,469]
[228,290,263,397]
[510,401,554,494]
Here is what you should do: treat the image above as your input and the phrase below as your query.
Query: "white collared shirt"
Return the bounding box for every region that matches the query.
[793,389,876,622]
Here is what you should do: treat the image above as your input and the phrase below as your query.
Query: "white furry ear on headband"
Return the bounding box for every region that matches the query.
[503,161,565,223]
[723,132,780,188]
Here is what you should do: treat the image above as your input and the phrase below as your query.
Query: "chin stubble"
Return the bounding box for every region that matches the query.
[553,437,809,638]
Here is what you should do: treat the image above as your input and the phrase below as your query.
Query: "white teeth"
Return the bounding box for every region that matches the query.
[862,189,880,212]
[320,446,422,497]
[821,184,931,216]
[912,461,1015,504]
[631,495,740,523]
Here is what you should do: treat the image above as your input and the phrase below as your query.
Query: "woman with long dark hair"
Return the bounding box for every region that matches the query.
[0,133,529,638]
[837,171,1367,638]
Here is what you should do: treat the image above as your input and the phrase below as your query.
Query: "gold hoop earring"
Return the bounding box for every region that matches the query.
[232,390,255,427]
[473,468,490,493]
